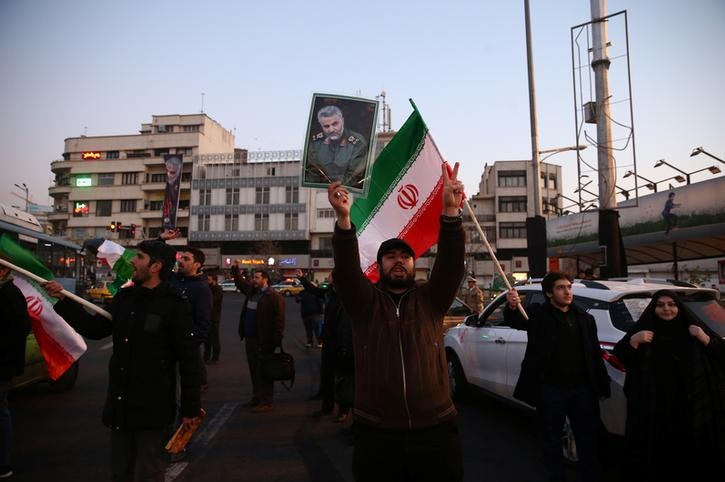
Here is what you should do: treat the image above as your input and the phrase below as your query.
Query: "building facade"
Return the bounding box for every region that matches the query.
[48,114,235,246]
[459,160,562,290]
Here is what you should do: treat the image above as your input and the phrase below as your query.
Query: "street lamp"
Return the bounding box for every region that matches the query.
[691,146,725,165]
[539,144,587,162]
[623,170,657,192]
[654,159,721,184]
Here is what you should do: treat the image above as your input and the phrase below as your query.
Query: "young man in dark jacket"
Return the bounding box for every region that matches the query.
[231,267,285,413]
[505,272,610,482]
[327,163,466,482]
[0,260,31,479]
[43,240,201,482]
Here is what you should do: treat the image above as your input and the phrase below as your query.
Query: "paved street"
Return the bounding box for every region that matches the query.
[8,292,622,481]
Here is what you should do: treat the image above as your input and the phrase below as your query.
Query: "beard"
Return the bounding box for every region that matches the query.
[380,270,415,290]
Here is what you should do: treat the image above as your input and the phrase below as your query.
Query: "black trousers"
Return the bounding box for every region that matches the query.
[352,420,463,482]
[538,384,602,482]
[110,428,167,482]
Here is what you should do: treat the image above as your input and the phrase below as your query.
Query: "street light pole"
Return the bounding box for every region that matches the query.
[691,146,725,165]
[654,159,690,184]
[524,0,547,278]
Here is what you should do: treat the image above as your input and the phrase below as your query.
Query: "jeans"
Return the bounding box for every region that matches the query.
[0,382,10,468]
[538,384,602,482]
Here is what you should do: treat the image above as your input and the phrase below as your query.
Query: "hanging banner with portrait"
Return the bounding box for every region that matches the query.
[301,93,378,197]
[162,154,183,230]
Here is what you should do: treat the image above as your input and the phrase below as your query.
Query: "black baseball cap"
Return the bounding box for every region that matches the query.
[376,238,415,265]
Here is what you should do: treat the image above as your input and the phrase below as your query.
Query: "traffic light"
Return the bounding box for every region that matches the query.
[130,223,136,237]
[109,221,116,232]
[117,222,123,232]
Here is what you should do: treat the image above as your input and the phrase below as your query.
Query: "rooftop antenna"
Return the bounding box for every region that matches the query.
[375,91,392,132]
[201,92,205,113]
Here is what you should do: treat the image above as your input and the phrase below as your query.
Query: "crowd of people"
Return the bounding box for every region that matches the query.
[1,162,724,481]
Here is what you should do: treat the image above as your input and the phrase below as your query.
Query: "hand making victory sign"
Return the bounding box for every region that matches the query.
[442,161,464,216]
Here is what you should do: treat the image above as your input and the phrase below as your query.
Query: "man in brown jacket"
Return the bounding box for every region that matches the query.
[231,267,285,413]
[327,162,466,482]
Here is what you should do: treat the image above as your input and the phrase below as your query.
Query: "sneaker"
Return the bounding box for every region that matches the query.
[250,404,274,413]
[0,466,14,479]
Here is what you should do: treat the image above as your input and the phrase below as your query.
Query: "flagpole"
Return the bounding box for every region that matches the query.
[0,258,113,320]
[463,200,528,320]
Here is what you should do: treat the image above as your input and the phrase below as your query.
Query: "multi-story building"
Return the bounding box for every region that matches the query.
[48,114,235,246]
[460,160,562,289]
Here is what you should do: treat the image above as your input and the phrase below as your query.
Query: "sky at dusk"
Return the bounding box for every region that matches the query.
[1,0,723,210]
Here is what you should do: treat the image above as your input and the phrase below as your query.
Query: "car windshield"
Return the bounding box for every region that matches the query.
[612,292,725,337]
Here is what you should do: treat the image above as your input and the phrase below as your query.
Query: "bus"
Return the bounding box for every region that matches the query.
[0,203,85,293]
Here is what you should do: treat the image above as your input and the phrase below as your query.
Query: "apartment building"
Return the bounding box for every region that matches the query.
[48,114,235,246]
[461,160,562,288]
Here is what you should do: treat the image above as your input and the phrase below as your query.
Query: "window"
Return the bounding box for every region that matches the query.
[499,222,527,239]
[97,173,115,186]
[548,174,557,190]
[127,150,148,158]
[498,196,527,213]
[319,236,332,251]
[498,171,527,187]
[267,167,276,176]
[255,187,270,204]
[178,199,190,210]
[254,213,269,231]
[150,173,166,183]
[317,208,335,219]
[285,186,299,203]
[96,200,112,216]
[179,147,192,156]
[106,151,119,159]
[199,189,211,206]
[284,213,298,230]
[73,201,90,217]
[226,188,240,205]
[120,200,137,213]
[198,214,210,232]
[154,148,169,156]
[182,125,199,132]
[148,200,163,211]
[181,172,191,182]
[122,172,138,185]
[225,214,239,231]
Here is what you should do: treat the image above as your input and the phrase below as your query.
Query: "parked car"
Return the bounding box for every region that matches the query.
[444,278,725,461]
[271,279,304,297]
[443,297,474,333]
[220,280,238,292]
[86,280,113,303]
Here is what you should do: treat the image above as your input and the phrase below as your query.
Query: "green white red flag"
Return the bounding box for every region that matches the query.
[351,102,455,282]
[0,234,87,380]
[95,239,135,295]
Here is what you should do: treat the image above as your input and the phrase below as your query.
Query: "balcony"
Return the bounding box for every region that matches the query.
[47,211,70,221]
[50,160,73,172]
[49,185,72,196]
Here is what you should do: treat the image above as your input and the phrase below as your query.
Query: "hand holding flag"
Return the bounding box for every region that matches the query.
[328,182,352,229]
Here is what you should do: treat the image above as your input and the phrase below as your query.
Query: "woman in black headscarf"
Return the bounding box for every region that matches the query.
[614,290,725,481]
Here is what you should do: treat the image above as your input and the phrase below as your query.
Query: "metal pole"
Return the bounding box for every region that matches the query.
[524,0,547,278]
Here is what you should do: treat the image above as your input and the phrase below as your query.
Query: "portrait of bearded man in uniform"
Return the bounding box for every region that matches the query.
[302,94,377,195]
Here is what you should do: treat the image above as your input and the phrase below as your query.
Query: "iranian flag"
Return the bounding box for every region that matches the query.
[84,238,135,294]
[0,234,87,380]
[351,103,454,282]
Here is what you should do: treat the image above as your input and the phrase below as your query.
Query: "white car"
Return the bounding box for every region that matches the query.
[444,278,725,460]
[220,280,238,292]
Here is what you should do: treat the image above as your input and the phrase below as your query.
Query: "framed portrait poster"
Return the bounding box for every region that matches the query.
[162,154,183,230]
[301,93,378,197]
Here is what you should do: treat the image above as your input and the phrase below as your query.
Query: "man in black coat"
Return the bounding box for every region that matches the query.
[0,260,31,479]
[505,272,610,482]
[44,241,201,481]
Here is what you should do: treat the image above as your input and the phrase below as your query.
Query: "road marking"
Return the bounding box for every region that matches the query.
[165,461,188,481]
[196,402,238,445]
[163,402,238,481]
[100,342,113,351]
